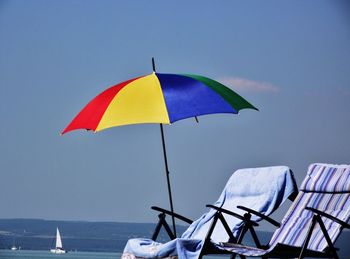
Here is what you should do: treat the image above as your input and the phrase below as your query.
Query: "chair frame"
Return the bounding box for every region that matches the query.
[147,166,297,258]
[219,206,350,259]
[150,205,265,259]
[151,206,193,241]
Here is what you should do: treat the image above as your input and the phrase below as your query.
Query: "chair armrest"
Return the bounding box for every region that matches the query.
[306,207,350,229]
[237,205,281,227]
[206,204,259,226]
[151,206,193,224]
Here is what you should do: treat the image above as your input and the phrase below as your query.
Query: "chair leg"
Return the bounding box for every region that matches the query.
[226,226,249,259]
[218,212,237,243]
[315,215,339,259]
[151,213,176,241]
[198,212,220,259]
[300,214,340,259]
[236,224,249,244]
[162,217,176,240]
[152,213,164,241]
[230,254,245,259]
[248,225,262,248]
[299,215,317,259]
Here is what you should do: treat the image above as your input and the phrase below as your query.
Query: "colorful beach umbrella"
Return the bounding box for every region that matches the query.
[62,59,258,236]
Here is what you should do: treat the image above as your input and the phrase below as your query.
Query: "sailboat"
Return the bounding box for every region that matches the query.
[50,228,67,254]
[10,237,20,251]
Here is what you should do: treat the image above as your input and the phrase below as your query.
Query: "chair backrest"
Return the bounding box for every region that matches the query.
[269,163,350,252]
[181,166,297,243]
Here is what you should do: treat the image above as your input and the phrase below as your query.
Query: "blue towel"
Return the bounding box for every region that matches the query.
[122,166,297,259]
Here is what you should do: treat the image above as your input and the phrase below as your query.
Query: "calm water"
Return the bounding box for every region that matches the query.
[0,250,226,259]
[0,250,120,259]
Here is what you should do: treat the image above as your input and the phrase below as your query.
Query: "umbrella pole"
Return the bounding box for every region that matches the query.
[160,123,177,237]
[152,57,176,236]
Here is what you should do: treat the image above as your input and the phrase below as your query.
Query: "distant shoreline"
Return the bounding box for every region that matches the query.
[0,218,349,257]
[0,218,187,253]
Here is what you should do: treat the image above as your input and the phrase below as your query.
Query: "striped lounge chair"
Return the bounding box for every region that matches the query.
[217,163,350,259]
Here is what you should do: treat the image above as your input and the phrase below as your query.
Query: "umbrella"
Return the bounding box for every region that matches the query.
[62,58,258,236]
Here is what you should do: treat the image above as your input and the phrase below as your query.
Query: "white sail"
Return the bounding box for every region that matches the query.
[50,227,66,254]
[55,228,63,249]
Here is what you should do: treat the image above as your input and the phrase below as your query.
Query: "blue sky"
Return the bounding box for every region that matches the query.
[0,0,349,228]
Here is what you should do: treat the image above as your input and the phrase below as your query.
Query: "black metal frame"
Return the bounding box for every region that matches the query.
[148,176,299,258]
[197,205,267,259]
[237,206,281,227]
[151,204,264,259]
[151,206,193,241]
[220,206,350,259]
[297,207,349,259]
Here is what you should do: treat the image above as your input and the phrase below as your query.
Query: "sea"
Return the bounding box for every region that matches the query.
[0,250,225,259]
[0,219,349,258]
[0,250,121,259]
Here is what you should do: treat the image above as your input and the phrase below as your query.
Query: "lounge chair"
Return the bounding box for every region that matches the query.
[216,163,350,259]
[122,166,298,259]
